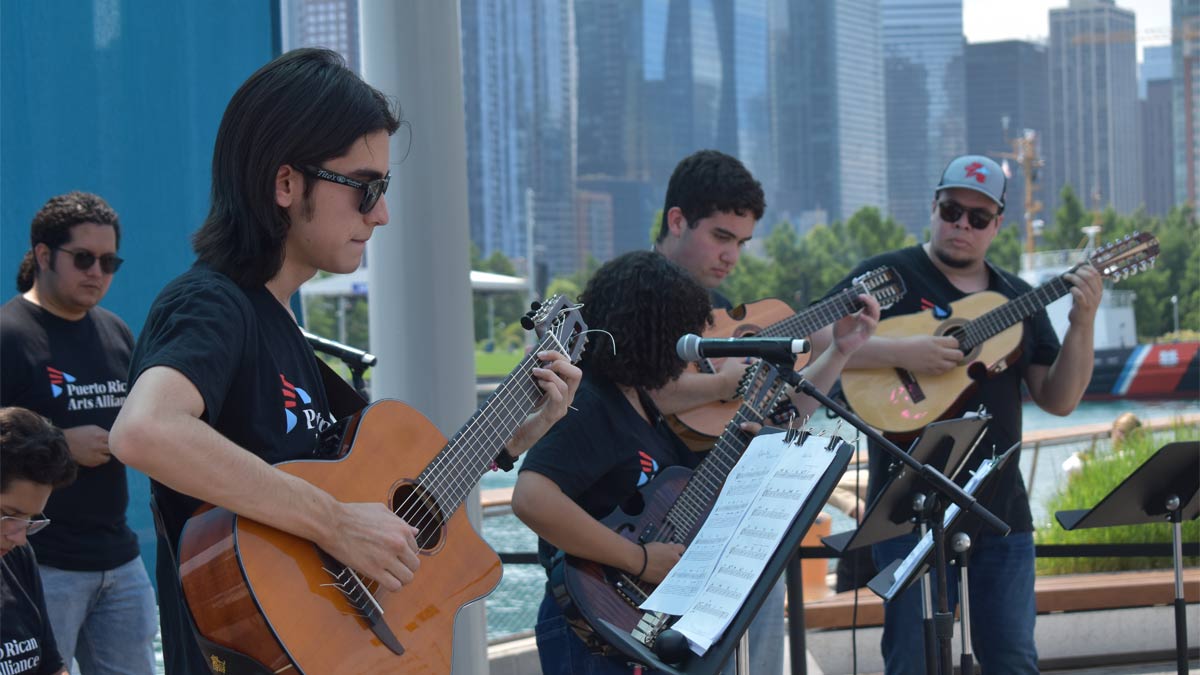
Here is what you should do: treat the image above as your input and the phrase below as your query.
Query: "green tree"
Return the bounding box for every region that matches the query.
[988,223,1021,272]
[1045,185,1087,250]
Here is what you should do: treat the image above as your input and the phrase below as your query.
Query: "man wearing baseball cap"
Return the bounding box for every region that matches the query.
[809,154,1103,673]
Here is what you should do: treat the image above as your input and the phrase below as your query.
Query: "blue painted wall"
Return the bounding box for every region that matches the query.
[2,1,279,585]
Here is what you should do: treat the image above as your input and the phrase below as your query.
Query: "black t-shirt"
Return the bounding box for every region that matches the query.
[128,263,335,543]
[0,546,64,675]
[519,370,700,574]
[825,246,1061,533]
[128,263,334,672]
[0,296,139,571]
[710,289,733,311]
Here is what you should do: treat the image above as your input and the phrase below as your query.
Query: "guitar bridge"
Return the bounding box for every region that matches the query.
[895,369,925,403]
[316,548,406,656]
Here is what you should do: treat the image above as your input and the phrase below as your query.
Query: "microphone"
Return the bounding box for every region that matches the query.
[676,334,811,363]
[302,330,378,368]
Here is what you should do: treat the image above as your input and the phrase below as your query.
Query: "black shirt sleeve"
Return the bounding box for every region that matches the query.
[129,273,252,423]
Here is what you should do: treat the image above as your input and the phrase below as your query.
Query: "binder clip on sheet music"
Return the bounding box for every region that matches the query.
[640,430,841,655]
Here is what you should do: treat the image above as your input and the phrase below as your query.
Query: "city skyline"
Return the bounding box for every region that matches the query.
[964,0,1169,57]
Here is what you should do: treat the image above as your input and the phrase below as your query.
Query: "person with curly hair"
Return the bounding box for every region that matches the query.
[1,406,78,675]
[0,192,158,675]
[512,251,716,673]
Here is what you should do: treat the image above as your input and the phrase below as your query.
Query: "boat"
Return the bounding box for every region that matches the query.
[1018,227,1199,401]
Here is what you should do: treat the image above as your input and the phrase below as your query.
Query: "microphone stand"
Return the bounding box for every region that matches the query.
[763,356,1009,675]
[302,329,377,398]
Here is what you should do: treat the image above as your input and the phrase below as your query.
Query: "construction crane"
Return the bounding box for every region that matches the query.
[993,118,1044,256]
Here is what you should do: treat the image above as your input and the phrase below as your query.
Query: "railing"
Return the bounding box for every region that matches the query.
[480,413,1200,642]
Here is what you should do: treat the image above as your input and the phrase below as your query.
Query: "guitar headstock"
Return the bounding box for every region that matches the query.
[525,295,589,363]
[734,360,790,419]
[850,265,907,310]
[1088,232,1160,281]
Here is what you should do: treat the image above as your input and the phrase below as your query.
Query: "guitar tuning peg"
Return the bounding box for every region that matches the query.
[520,315,536,331]
[530,301,542,312]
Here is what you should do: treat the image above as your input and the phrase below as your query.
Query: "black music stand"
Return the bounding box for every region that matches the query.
[867,442,1019,600]
[587,435,855,675]
[1055,441,1200,675]
[821,414,989,555]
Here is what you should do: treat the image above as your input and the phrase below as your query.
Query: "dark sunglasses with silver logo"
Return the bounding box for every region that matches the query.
[296,165,391,215]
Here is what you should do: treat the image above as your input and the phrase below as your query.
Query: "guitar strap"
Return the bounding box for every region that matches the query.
[315,356,369,419]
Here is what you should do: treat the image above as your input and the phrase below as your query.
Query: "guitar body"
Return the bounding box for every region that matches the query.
[179,400,503,674]
[556,466,697,644]
[669,298,811,448]
[842,291,1023,436]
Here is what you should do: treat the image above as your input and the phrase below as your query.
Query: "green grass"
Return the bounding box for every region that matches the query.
[1034,423,1200,575]
[320,350,524,381]
[474,349,524,377]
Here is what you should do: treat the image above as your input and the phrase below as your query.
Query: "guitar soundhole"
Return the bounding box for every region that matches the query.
[391,484,446,551]
[937,321,977,362]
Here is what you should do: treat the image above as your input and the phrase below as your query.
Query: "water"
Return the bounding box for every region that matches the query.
[139,397,1197,668]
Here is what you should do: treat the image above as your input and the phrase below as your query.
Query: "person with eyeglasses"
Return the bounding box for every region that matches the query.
[808,155,1103,674]
[1,406,79,675]
[107,48,579,674]
[0,192,159,675]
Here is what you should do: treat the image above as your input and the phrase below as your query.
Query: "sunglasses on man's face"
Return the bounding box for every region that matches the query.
[937,199,998,230]
[55,247,123,274]
[297,165,391,215]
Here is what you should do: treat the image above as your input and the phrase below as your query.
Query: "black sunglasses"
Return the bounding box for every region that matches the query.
[297,165,390,214]
[938,199,997,230]
[54,247,123,274]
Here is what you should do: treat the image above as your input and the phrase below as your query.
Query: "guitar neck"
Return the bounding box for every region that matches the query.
[661,395,776,541]
[758,287,864,339]
[960,275,1072,352]
[418,336,553,513]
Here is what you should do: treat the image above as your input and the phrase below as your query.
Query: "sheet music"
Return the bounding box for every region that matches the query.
[640,433,837,655]
[887,455,998,596]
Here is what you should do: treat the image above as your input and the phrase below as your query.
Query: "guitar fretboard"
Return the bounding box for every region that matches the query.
[757,285,865,340]
[659,372,786,542]
[417,333,560,515]
[959,275,1072,352]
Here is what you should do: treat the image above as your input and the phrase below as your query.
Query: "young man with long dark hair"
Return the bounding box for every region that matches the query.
[110,48,580,673]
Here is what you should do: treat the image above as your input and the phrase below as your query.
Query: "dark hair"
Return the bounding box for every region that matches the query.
[579,251,712,390]
[0,407,76,492]
[656,150,765,243]
[17,192,121,292]
[192,48,403,287]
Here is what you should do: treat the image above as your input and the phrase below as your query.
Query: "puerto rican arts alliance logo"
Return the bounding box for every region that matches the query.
[281,373,333,434]
[46,366,125,411]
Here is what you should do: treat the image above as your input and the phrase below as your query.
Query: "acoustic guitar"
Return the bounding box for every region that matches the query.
[841,233,1160,436]
[177,296,587,674]
[669,266,906,450]
[553,360,792,657]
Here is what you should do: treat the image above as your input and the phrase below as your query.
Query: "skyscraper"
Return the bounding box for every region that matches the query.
[1175,0,1200,206]
[461,0,578,276]
[965,40,1050,237]
[1142,45,1176,216]
[881,0,967,235]
[1048,0,1141,214]
[1144,78,1177,216]
[281,0,359,72]
[771,0,886,229]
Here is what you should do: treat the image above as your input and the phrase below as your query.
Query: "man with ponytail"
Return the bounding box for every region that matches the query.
[0,192,158,675]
